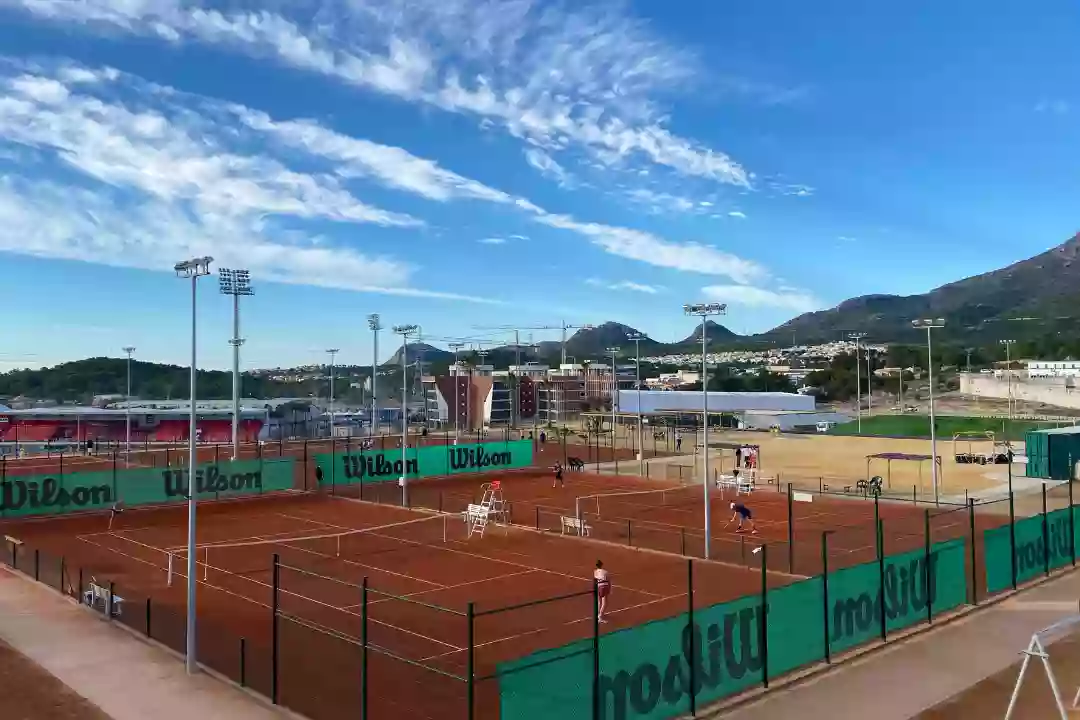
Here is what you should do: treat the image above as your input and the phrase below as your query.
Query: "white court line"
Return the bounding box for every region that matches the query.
[75,534,462,652]
[303,499,668,599]
[342,569,541,610]
[418,592,686,663]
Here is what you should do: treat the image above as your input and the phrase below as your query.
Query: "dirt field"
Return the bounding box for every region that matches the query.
[0,639,110,720]
[919,631,1080,719]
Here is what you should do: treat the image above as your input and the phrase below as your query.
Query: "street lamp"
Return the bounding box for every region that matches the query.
[449,342,465,444]
[326,349,339,439]
[393,324,420,505]
[367,315,382,435]
[684,302,727,560]
[912,318,945,504]
[606,347,620,447]
[174,255,212,675]
[218,269,253,460]
[122,347,135,462]
[848,333,867,433]
[1000,339,1016,420]
[628,333,645,463]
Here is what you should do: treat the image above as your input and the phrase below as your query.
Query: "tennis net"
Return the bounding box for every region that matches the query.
[167,513,458,587]
[574,484,700,520]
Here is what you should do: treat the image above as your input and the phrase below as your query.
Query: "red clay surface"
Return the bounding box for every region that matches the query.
[0,444,1015,720]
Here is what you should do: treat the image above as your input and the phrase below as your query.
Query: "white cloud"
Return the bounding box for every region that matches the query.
[1035,99,1070,115]
[586,278,662,294]
[837,235,857,243]
[702,284,820,312]
[4,0,753,185]
[538,213,764,282]
[727,210,747,219]
[477,237,507,244]
[524,148,573,187]
[624,188,696,214]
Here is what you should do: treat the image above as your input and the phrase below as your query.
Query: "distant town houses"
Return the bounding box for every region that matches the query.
[641,340,888,371]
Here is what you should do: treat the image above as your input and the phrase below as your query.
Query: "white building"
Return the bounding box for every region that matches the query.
[1026,361,1080,379]
[617,390,814,414]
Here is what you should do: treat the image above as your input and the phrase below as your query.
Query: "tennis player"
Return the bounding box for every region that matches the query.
[552,462,565,489]
[594,560,611,622]
[108,501,125,531]
[727,502,758,534]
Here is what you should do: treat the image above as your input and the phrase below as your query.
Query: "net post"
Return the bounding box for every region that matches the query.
[787,483,794,573]
[760,542,769,689]
[330,436,336,496]
[467,602,475,720]
[239,637,246,688]
[1009,491,1017,590]
[681,527,686,556]
[34,548,39,582]
[822,532,831,663]
[1042,483,1050,577]
[968,498,978,605]
[145,597,151,637]
[877,519,886,642]
[924,508,932,624]
[361,577,368,720]
[627,519,632,547]
[271,553,280,705]
[592,579,600,720]
[303,440,308,491]
[1070,479,1076,567]
[687,559,696,716]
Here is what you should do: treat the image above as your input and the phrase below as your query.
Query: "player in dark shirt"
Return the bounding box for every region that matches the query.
[727,502,758,534]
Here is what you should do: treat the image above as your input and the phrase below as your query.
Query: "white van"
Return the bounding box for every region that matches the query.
[816,421,837,433]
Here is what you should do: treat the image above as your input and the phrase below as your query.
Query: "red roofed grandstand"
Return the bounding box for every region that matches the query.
[0,408,264,447]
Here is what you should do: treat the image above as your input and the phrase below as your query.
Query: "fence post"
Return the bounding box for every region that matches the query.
[361,577,368,720]
[112,452,118,499]
[968,499,978,605]
[303,441,309,492]
[535,506,540,532]
[330,436,336,496]
[627,519,632,547]
[58,556,65,593]
[822,532,831,663]
[924,509,932,624]
[239,637,246,688]
[687,560,696,716]
[34,549,39,582]
[1042,483,1050,577]
[145,597,151,637]
[271,553,279,705]
[1071,479,1076,568]
[592,579,601,720]
[467,602,475,720]
[1009,492,1017,590]
[877,519,886,642]
[681,527,686,557]
[787,483,795,573]
[760,543,769,689]
[108,580,115,620]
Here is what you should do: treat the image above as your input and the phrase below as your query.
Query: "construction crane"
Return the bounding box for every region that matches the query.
[471,322,594,366]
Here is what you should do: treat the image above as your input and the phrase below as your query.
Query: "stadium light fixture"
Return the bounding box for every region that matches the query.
[627,333,646,465]
[606,347,620,449]
[683,301,727,560]
[912,318,946,504]
[393,324,420,506]
[174,255,212,675]
[368,314,382,436]
[219,269,253,461]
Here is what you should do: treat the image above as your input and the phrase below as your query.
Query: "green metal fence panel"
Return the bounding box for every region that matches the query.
[984,509,1072,594]
[766,576,826,677]
[1025,430,1049,479]
[314,440,535,487]
[932,539,968,618]
[0,458,295,518]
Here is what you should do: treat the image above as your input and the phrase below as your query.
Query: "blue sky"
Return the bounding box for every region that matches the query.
[0,0,1077,371]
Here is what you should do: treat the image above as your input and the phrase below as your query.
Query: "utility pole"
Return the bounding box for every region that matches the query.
[449,342,465,444]
[849,333,867,432]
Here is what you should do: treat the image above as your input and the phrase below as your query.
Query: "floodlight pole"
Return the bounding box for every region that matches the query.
[1001,339,1016,420]
[393,324,419,505]
[849,333,866,433]
[368,315,382,436]
[326,349,339,439]
[684,302,727,560]
[606,347,620,448]
[449,342,465,444]
[628,333,645,464]
[122,347,135,462]
[913,319,945,505]
[219,269,252,460]
[175,256,212,675]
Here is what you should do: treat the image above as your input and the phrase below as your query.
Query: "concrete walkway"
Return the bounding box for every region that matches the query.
[713,570,1080,719]
[0,566,292,720]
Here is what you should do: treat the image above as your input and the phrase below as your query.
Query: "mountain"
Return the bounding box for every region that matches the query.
[766,231,1080,344]
[383,343,453,367]
[562,322,668,358]
[679,320,740,345]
